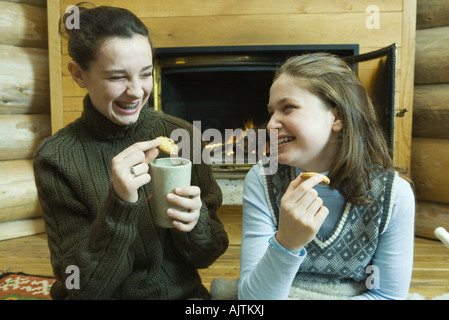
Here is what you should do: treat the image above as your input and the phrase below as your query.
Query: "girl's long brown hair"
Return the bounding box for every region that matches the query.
[274,53,393,206]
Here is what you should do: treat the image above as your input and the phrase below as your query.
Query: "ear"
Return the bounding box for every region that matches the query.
[331,106,343,133]
[68,60,87,88]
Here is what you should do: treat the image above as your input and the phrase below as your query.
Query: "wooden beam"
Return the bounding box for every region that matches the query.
[0,2,47,48]
[415,26,449,85]
[0,45,50,114]
[0,218,45,241]
[416,0,449,29]
[393,0,416,173]
[415,201,449,240]
[0,160,41,223]
[0,114,51,161]
[411,137,449,203]
[47,0,64,134]
[413,84,449,139]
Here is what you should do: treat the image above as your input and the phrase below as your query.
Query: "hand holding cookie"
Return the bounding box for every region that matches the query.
[112,139,161,203]
[275,171,330,252]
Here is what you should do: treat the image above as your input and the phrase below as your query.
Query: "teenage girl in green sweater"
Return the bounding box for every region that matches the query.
[33,4,228,299]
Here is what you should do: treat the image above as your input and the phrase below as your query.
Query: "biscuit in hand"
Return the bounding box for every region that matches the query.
[156,136,179,155]
[300,172,330,185]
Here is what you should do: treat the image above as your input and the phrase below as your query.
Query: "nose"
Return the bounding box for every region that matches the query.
[126,78,144,98]
[267,112,281,131]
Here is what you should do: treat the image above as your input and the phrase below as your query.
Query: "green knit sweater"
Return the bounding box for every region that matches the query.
[33,95,229,300]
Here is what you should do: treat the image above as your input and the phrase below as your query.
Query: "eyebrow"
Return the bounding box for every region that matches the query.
[103,65,153,74]
[267,97,297,111]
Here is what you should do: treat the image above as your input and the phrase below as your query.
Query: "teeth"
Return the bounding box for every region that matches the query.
[116,101,138,110]
[278,137,295,145]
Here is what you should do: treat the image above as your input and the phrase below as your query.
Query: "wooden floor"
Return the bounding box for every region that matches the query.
[1,206,448,299]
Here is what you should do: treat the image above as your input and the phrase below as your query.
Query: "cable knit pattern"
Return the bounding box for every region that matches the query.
[33,95,228,300]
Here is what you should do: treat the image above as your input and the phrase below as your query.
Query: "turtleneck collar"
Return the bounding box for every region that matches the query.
[81,95,155,140]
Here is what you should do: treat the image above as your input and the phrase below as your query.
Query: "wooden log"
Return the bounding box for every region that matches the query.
[415,26,449,85]
[415,201,449,240]
[417,0,449,29]
[61,0,403,18]
[0,159,41,223]
[413,84,449,139]
[0,45,49,114]
[3,0,47,7]
[0,218,45,241]
[411,137,449,204]
[0,114,50,161]
[0,2,47,48]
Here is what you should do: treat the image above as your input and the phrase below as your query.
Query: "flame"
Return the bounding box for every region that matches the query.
[205,119,257,160]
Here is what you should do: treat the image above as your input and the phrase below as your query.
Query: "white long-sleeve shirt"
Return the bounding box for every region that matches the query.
[238,165,415,300]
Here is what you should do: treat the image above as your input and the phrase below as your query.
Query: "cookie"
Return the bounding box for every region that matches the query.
[156,136,178,155]
[300,172,330,185]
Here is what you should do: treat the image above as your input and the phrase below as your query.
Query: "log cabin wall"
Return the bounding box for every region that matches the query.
[412,0,449,239]
[0,0,50,240]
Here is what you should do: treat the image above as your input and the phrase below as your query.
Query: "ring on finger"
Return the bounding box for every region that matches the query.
[130,166,137,176]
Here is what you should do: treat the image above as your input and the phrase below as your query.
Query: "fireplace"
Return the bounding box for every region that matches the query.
[151,44,396,178]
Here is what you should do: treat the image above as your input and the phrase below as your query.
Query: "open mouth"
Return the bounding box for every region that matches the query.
[278,137,296,145]
[115,101,139,111]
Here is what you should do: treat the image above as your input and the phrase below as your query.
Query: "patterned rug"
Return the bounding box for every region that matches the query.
[0,272,55,300]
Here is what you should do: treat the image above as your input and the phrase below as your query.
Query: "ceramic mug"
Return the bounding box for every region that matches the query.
[149,157,192,228]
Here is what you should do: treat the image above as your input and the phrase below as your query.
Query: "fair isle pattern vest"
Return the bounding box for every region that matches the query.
[259,161,397,298]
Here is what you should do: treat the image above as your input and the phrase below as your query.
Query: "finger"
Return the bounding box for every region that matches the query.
[172,219,196,232]
[130,162,149,177]
[173,186,201,198]
[306,196,324,217]
[145,147,160,164]
[132,172,151,187]
[167,192,201,211]
[116,139,161,160]
[283,181,319,208]
[314,205,329,226]
[167,208,198,224]
[299,173,327,188]
[167,206,199,232]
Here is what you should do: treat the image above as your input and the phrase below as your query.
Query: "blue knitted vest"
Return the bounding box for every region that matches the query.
[259,161,397,298]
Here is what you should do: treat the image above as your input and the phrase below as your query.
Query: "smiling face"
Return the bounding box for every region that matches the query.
[69,35,153,126]
[267,74,343,172]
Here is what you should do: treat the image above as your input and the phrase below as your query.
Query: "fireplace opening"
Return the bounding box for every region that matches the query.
[159,67,273,134]
[153,45,361,177]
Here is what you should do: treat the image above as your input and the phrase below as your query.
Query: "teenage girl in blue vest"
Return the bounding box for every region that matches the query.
[239,53,415,299]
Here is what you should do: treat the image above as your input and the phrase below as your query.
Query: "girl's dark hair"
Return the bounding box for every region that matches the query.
[274,53,393,206]
[61,2,153,70]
